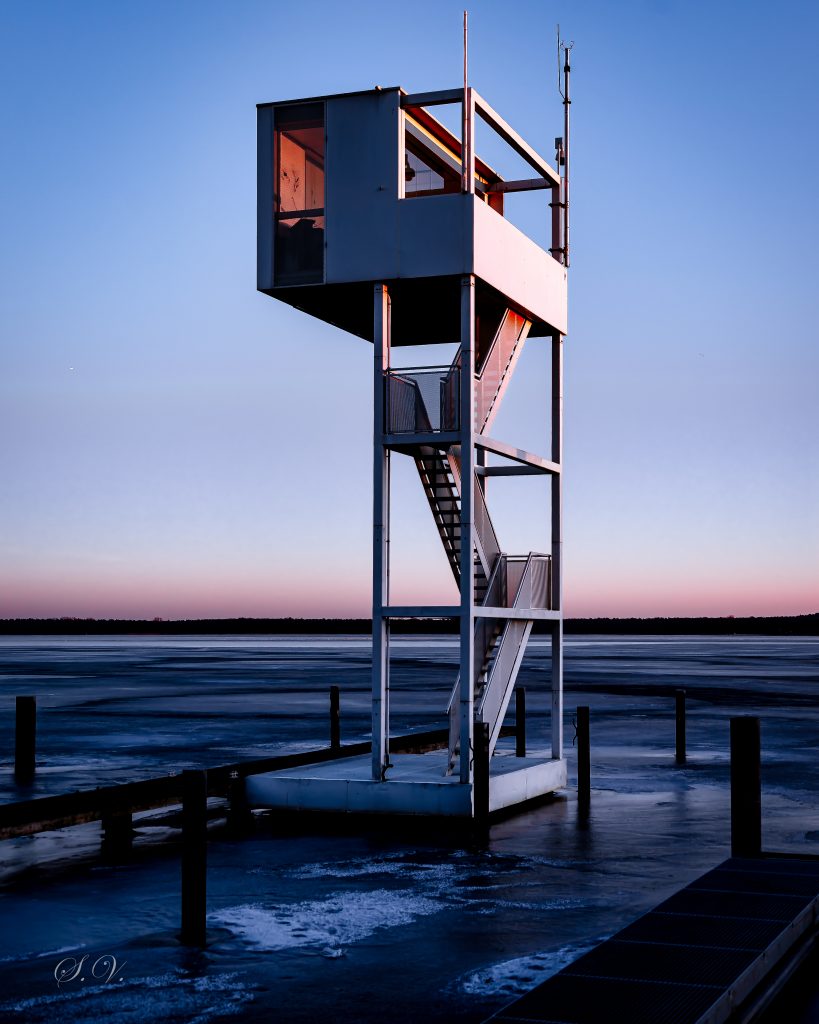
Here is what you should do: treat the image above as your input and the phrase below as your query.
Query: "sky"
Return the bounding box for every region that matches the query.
[1,0,817,620]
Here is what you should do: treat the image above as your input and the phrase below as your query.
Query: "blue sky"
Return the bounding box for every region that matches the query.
[1,0,817,619]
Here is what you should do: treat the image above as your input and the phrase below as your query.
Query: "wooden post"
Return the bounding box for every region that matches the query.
[577,706,590,805]
[101,807,133,861]
[15,696,36,782]
[227,770,252,837]
[473,721,490,825]
[675,689,686,765]
[330,685,341,751]
[181,769,207,946]
[515,687,526,757]
[731,716,762,858]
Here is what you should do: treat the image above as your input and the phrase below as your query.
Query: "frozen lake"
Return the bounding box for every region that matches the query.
[0,634,817,1022]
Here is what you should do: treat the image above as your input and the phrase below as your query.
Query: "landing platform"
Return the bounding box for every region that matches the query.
[246,749,566,818]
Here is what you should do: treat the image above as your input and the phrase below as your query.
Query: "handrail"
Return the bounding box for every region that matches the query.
[446,453,501,578]
[475,311,530,433]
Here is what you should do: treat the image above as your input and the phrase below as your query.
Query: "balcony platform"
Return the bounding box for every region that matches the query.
[246,748,567,818]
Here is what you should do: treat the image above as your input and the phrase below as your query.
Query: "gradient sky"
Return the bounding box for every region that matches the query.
[1,0,817,620]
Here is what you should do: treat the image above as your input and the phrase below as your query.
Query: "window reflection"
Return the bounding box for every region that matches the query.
[275,103,324,284]
[404,127,461,198]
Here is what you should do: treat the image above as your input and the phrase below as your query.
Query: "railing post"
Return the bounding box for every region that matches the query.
[577,706,590,806]
[101,806,133,862]
[731,716,762,858]
[14,695,36,783]
[181,769,208,946]
[675,689,686,765]
[515,687,526,757]
[474,721,490,825]
[330,685,341,751]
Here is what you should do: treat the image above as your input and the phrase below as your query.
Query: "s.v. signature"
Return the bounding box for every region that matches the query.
[55,954,126,988]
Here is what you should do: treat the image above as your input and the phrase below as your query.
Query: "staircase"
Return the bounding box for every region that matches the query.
[398,306,550,776]
[414,447,501,604]
[445,553,550,774]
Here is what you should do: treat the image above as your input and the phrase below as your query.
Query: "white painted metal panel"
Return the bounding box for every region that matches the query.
[472,197,568,334]
[397,193,470,279]
[245,752,566,817]
[489,757,567,812]
[325,91,401,283]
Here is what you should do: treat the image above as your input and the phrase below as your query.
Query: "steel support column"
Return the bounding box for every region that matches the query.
[551,332,564,760]
[372,284,391,781]
[459,275,476,784]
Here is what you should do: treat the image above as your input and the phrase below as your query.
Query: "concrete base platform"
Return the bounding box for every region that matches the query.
[246,749,567,818]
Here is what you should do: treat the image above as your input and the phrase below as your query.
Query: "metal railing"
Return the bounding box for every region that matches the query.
[506,553,551,610]
[385,364,460,434]
[475,310,528,432]
[474,477,501,574]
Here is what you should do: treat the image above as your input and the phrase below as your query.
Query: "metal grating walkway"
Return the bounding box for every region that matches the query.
[487,856,819,1024]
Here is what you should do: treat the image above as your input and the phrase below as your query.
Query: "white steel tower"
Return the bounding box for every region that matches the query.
[252,63,571,818]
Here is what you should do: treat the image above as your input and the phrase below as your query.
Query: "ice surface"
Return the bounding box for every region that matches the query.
[0,635,817,1023]
[0,970,255,1024]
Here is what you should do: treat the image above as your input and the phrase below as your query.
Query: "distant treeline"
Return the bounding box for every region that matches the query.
[1,614,817,636]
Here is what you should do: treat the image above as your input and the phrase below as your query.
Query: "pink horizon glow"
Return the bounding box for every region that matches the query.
[2,570,815,621]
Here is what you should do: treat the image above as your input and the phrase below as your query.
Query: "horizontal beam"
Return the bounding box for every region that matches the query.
[473,90,561,188]
[385,432,460,450]
[474,434,560,473]
[274,208,324,219]
[382,606,461,618]
[487,177,552,194]
[474,607,561,621]
[476,465,543,477]
[401,89,462,109]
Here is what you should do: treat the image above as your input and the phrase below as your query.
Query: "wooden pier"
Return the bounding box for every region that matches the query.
[487,854,819,1024]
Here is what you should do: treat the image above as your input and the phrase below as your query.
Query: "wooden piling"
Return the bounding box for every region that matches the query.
[675,689,686,765]
[227,770,253,836]
[181,769,207,946]
[474,721,490,825]
[101,807,133,862]
[515,687,526,757]
[14,696,36,783]
[577,705,590,805]
[330,685,341,751]
[731,716,762,858]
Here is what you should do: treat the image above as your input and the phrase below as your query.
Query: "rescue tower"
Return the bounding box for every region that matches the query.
[250,54,572,817]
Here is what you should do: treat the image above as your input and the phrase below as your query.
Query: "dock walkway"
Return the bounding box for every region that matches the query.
[488,856,819,1024]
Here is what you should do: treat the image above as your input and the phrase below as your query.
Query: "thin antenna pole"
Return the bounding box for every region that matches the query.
[562,42,571,267]
[462,10,469,193]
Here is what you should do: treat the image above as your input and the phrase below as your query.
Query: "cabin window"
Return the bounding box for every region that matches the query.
[404,125,461,198]
[274,103,324,284]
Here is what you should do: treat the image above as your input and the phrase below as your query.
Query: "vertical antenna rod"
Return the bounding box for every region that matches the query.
[562,40,571,267]
[462,10,469,193]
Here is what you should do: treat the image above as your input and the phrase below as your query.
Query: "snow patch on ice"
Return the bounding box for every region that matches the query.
[459,942,602,998]
[212,888,444,952]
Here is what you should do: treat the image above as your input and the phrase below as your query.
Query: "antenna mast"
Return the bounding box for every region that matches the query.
[462,10,470,193]
[561,37,571,268]
[555,29,572,267]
